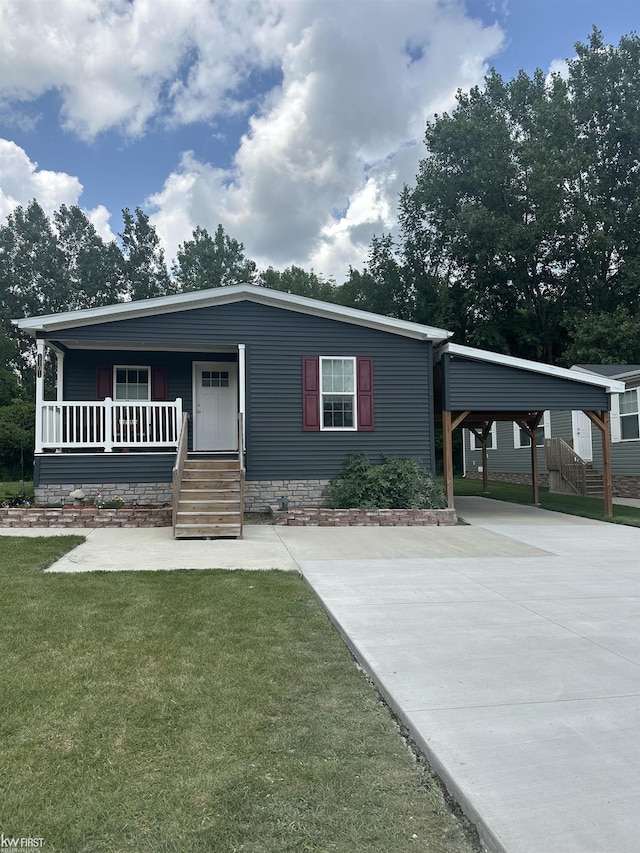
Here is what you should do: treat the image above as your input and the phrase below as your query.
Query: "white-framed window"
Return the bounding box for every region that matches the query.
[618,389,640,441]
[513,413,551,448]
[469,422,497,451]
[114,366,150,401]
[320,357,356,430]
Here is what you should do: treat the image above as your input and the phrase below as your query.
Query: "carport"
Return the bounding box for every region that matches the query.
[435,344,626,516]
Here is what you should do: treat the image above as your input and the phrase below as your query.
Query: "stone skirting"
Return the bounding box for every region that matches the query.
[464,472,550,488]
[611,476,640,498]
[273,507,457,526]
[0,507,172,528]
[35,481,173,507]
[244,478,329,512]
[464,471,640,497]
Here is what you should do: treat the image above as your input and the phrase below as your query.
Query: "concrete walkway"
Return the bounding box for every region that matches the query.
[2,500,639,851]
[295,498,640,853]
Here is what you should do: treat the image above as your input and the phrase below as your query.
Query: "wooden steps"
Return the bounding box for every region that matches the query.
[584,465,604,496]
[174,457,243,539]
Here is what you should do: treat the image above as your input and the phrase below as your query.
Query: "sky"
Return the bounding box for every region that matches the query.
[0,0,638,283]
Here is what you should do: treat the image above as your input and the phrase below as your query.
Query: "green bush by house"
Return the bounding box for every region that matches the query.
[324,453,446,510]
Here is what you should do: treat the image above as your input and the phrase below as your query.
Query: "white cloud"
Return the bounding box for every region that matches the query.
[1,0,505,281]
[147,1,504,281]
[0,138,82,219]
[0,138,115,241]
[0,0,286,139]
[548,58,570,79]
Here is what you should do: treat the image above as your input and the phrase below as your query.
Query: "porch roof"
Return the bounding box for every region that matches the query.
[13,283,453,344]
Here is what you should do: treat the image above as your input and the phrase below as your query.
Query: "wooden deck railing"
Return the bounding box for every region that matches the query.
[172,412,190,537]
[544,437,587,496]
[37,398,183,452]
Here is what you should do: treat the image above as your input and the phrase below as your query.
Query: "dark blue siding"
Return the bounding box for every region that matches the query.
[35,453,174,485]
[443,356,609,411]
[48,301,435,480]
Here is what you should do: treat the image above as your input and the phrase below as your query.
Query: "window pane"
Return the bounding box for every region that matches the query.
[621,415,640,440]
[322,359,354,393]
[536,426,545,446]
[116,369,126,384]
[619,391,639,415]
[323,396,354,428]
[519,429,531,448]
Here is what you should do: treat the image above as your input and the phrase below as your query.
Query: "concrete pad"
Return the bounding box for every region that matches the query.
[43,525,298,572]
[299,498,640,853]
[276,524,549,560]
[406,696,640,853]
[454,496,602,526]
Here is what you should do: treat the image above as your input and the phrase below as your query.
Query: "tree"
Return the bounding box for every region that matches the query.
[120,207,174,300]
[54,205,123,307]
[259,265,336,301]
[400,29,640,364]
[173,224,257,290]
[562,29,640,361]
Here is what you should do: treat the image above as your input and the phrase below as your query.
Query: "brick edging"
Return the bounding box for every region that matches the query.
[0,507,172,528]
[273,508,457,526]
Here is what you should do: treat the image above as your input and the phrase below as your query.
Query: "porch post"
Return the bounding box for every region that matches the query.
[600,410,613,517]
[442,409,454,509]
[238,343,246,453]
[34,339,45,453]
[56,350,64,401]
[584,410,613,517]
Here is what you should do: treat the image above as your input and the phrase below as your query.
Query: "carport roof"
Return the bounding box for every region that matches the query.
[436,343,625,394]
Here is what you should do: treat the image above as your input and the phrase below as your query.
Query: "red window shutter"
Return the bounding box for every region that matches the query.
[302,356,320,431]
[357,357,374,431]
[151,366,168,401]
[96,365,113,400]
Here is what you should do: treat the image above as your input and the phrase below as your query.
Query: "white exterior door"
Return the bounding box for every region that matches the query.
[572,410,593,462]
[194,362,238,451]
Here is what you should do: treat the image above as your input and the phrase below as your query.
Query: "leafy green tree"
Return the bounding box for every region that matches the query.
[0,399,35,479]
[173,224,257,290]
[54,205,123,307]
[259,265,335,300]
[562,29,640,358]
[400,29,640,364]
[0,330,25,406]
[120,207,174,300]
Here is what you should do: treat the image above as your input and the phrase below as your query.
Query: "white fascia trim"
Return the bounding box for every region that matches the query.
[13,283,453,343]
[435,343,626,394]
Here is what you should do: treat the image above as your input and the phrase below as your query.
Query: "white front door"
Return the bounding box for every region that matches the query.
[572,410,593,461]
[194,362,238,451]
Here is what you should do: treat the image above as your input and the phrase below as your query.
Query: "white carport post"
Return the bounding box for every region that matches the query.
[34,339,45,453]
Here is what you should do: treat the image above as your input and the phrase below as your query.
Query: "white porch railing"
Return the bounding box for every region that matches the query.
[37,398,183,453]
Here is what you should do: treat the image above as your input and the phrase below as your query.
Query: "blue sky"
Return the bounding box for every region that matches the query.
[0,0,637,282]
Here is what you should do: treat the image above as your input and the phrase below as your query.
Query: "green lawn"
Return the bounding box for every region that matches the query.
[454,477,640,527]
[0,537,477,853]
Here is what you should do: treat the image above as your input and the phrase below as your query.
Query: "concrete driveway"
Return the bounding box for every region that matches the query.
[3,499,639,851]
[291,498,640,853]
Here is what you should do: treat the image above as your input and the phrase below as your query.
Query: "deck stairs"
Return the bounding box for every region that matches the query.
[582,464,604,496]
[544,437,604,497]
[174,455,244,539]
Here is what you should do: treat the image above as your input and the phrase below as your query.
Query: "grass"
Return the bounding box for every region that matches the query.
[0,537,476,853]
[454,477,640,527]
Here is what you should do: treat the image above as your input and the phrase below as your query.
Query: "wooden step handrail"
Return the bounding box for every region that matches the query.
[172,412,190,537]
[544,437,588,496]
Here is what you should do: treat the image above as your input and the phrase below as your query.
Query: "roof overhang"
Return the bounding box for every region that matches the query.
[435,343,626,394]
[13,283,453,344]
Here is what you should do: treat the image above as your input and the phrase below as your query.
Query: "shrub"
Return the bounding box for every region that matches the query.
[324,454,446,510]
